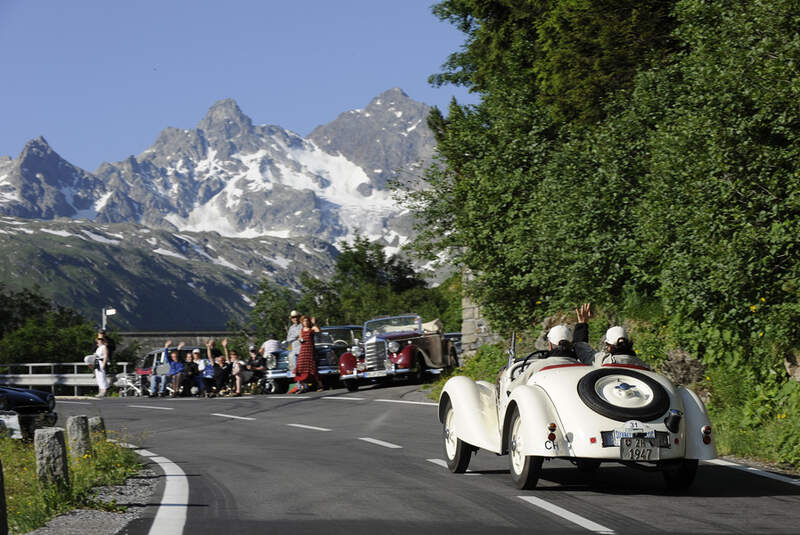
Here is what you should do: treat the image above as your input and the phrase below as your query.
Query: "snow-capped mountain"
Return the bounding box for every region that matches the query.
[0,88,431,253]
[0,88,436,328]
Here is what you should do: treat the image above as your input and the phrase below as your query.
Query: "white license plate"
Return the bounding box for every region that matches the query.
[365,370,387,378]
[620,437,659,460]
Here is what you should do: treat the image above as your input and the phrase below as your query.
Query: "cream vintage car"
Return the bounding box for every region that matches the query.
[438,335,716,490]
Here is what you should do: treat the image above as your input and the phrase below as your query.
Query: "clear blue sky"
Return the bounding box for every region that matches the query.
[0,0,477,171]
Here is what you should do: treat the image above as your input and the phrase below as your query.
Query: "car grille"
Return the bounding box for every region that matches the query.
[600,430,670,448]
[274,353,289,370]
[365,340,387,370]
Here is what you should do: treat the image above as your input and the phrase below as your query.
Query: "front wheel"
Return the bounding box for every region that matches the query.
[508,408,543,489]
[344,379,359,392]
[443,402,473,473]
[663,459,698,490]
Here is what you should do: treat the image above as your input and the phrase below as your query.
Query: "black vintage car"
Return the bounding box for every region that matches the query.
[262,331,341,393]
[0,385,58,439]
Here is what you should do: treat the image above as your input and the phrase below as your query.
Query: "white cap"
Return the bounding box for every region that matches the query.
[605,326,627,346]
[290,310,300,318]
[547,325,573,345]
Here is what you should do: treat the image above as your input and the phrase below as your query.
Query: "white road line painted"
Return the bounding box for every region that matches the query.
[58,400,92,405]
[266,395,312,400]
[136,449,156,457]
[707,459,800,486]
[127,405,174,411]
[211,413,256,421]
[426,458,481,475]
[323,396,365,401]
[359,437,403,449]
[287,423,331,432]
[518,496,615,534]
[375,398,437,407]
[141,453,189,535]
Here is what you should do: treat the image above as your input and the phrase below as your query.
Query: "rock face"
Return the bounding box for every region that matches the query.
[88,416,106,439]
[66,415,91,460]
[34,427,70,487]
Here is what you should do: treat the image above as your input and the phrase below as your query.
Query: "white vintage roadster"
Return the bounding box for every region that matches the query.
[438,336,716,490]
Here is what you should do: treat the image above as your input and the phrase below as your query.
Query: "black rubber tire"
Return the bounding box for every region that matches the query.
[411,355,425,384]
[577,368,670,422]
[507,408,543,489]
[344,379,359,392]
[442,401,473,473]
[272,380,288,394]
[575,459,601,472]
[663,459,698,490]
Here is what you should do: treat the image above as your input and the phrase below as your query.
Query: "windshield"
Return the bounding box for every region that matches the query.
[363,316,420,338]
[322,327,359,344]
[314,332,335,345]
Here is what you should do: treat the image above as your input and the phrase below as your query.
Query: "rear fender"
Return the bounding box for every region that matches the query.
[439,376,501,453]
[679,386,717,460]
[504,385,567,457]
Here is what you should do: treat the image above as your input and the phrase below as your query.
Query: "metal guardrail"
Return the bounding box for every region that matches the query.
[0,362,130,395]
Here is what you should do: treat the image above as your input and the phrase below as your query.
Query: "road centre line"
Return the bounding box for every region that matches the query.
[426,458,481,475]
[707,458,800,486]
[211,413,256,421]
[287,423,332,431]
[323,396,366,401]
[518,496,615,534]
[359,437,403,449]
[128,405,174,411]
[375,399,437,407]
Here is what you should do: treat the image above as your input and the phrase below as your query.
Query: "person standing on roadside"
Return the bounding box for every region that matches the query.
[93,333,109,397]
[292,315,323,393]
[285,310,302,373]
[149,340,173,397]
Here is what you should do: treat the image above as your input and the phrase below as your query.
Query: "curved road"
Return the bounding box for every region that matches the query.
[56,384,800,534]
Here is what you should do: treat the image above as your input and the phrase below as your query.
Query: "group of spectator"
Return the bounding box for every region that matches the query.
[147,337,272,397]
[140,309,325,397]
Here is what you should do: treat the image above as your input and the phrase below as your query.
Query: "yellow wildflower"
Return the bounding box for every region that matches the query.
[749,305,757,312]
[760,297,766,303]
[759,332,764,337]
[536,300,542,305]
[705,376,711,381]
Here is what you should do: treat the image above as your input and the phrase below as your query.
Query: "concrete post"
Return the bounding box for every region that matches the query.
[34,427,69,487]
[0,458,7,535]
[66,415,91,460]
[88,416,106,440]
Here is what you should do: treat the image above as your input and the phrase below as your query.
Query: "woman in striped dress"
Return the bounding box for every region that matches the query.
[292,315,322,393]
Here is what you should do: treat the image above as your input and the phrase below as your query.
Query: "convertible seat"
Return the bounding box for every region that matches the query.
[422,318,443,334]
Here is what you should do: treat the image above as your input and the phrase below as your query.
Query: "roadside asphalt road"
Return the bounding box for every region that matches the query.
[55,383,800,535]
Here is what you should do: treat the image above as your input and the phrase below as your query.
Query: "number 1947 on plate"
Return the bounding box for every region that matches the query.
[620,437,660,460]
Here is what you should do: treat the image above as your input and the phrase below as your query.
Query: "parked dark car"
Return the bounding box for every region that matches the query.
[337,314,458,392]
[321,325,362,358]
[0,385,58,439]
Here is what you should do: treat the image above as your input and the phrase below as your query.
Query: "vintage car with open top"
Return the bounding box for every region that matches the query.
[438,333,716,489]
[338,314,458,392]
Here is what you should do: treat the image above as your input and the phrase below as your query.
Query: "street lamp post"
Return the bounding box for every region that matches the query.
[101,307,117,331]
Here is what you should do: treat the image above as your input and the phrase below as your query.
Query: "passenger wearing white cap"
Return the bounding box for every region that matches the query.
[545,324,577,358]
[285,310,303,373]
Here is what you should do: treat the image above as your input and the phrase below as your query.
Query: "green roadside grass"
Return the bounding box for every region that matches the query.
[427,341,800,471]
[1,431,141,534]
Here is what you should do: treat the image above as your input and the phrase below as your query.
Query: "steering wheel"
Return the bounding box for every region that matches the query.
[333,339,348,346]
[510,350,550,380]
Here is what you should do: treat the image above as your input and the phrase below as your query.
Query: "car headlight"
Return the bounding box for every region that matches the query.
[47,394,56,411]
[388,341,400,353]
[352,346,363,357]
[384,358,393,370]
[266,354,277,369]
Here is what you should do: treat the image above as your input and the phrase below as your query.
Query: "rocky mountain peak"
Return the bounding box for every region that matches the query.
[19,136,53,161]
[198,98,253,136]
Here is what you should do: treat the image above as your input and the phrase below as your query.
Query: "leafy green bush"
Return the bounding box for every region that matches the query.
[2,431,141,534]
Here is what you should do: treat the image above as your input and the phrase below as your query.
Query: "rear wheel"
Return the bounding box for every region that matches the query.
[663,459,698,490]
[443,401,473,473]
[344,379,359,392]
[508,408,543,489]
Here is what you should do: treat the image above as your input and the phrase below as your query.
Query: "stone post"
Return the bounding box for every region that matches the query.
[0,458,7,535]
[34,427,69,487]
[88,416,106,440]
[66,415,91,460]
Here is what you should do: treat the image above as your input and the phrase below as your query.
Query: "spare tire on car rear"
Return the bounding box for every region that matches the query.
[577,368,670,422]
